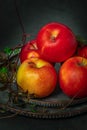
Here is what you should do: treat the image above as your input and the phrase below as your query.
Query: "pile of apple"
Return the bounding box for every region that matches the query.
[16,22,87,99]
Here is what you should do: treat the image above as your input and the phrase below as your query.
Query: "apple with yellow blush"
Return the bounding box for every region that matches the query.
[16,58,57,98]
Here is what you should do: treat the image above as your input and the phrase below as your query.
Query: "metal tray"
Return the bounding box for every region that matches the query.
[0,83,87,119]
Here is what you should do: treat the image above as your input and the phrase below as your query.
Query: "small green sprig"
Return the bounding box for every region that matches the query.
[13,48,20,55]
[0,67,8,74]
[29,104,37,113]
[4,47,21,57]
[4,47,12,56]
[76,35,87,45]
[0,67,8,83]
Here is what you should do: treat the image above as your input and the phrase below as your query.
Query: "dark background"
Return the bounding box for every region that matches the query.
[0,0,87,129]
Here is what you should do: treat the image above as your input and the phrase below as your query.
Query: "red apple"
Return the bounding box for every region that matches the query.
[16,58,57,98]
[19,39,56,66]
[19,39,40,63]
[77,45,87,59]
[36,22,78,63]
[59,56,87,98]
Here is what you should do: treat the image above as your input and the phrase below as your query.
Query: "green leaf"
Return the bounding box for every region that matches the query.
[0,67,8,74]
[13,48,20,55]
[4,47,12,55]
[76,35,87,44]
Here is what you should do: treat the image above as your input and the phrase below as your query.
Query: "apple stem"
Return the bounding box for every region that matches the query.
[51,36,56,42]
